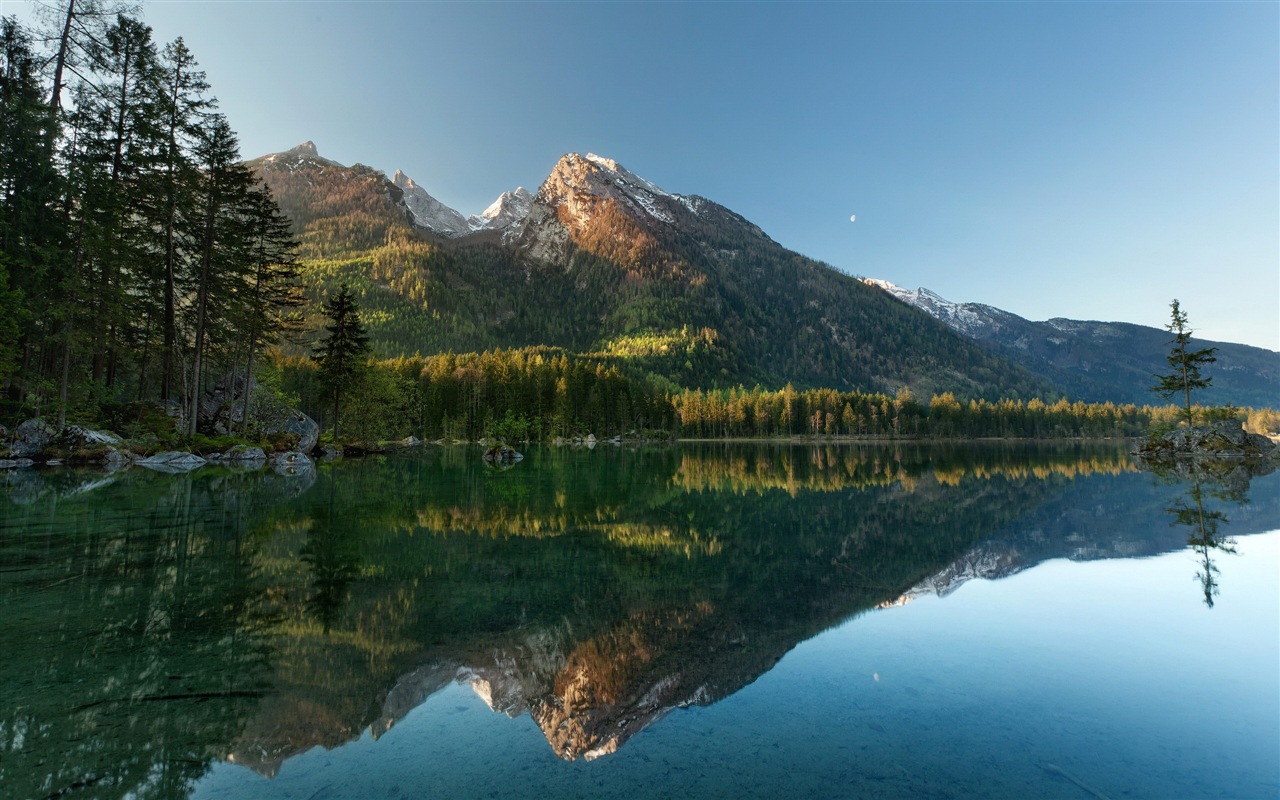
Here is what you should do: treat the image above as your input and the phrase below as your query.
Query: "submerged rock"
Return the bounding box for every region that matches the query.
[271,450,314,479]
[385,436,422,449]
[483,445,524,465]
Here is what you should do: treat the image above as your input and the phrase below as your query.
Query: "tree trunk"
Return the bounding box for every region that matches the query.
[93,31,136,384]
[47,0,76,115]
[187,182,216,437]
[159,61,183,402]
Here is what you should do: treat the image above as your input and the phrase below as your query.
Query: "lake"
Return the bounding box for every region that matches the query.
[2,443,1277,799]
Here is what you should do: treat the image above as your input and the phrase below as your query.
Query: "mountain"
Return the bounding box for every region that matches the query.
[247,143,1053,397]
[467,186,532,235]
[390,169,469,237]
[865,280,1280,408]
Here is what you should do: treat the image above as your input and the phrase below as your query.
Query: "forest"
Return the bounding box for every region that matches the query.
[0,7,301,433]
[267,345,1279,445]
[3,7,1271,452]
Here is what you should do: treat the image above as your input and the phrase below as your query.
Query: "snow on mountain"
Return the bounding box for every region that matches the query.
[517,152,708,264]
[390,169,469,238]
[467,186,533,237]
[862,279,1016,338]
[256,140,345,171]
[864,278,1280,406]
[537,153,696,227]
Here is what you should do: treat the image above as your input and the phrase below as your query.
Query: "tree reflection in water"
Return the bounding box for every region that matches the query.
[2,445,1276,794]
[300,480,362,634]
[1154,462,1264,608]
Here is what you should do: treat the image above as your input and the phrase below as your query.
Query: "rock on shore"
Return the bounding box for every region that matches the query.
[1136,419,1277,461]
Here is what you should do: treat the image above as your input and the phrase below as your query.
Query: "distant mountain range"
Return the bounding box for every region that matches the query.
[247,143,1049,399]
[864,280,1279,408]
[247,142,1276,405]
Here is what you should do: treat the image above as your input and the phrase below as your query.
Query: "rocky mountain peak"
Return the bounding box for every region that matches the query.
[864,279,1012,338]
[539,153,671,210]
[468,186,533,237]
[531,152,681,234]
[390,168,469,238]
[514,151,716,264]
[254,140,344,170]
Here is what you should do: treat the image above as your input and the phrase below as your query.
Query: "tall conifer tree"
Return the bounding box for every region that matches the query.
[1152,299,1216,425]
[315,284,370,440]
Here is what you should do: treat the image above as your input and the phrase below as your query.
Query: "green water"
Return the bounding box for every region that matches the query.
[2,443,1277,799]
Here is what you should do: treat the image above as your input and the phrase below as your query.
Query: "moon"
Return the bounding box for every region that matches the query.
[849,214,857,222]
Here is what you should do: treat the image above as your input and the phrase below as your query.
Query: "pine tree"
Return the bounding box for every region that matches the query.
[185,113,257,434]
[80,13,159,387]
[315,284,370,439]
[151,36,210,401]
[0,18,54,394]
[230,185,301,433]
[1152,299,1216,425]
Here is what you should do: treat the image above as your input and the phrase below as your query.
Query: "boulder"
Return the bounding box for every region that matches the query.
[382,437,415,451]
[267,410,319,454]
[58,426,125,462]
[272,450,312,468]
[198,371,254,435]
[198,371,319,453]
[1137,419,1277,461]
[102,449,133,471]
[136,451,207,473]
[271,450,314,478]
[483,445,524,464]
[9,419,57,458]
[224,445,268,462]
[59,426,122,450]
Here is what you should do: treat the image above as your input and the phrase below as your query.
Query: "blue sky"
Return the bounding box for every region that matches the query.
[9,0,1278,349]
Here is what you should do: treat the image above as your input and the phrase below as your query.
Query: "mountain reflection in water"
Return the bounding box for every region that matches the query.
[1,443,1275,798]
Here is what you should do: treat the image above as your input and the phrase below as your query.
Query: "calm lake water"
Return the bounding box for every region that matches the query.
[2,443,1277,800]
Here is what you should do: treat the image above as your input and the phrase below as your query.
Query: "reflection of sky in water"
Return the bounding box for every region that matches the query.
[195,531,1280,800]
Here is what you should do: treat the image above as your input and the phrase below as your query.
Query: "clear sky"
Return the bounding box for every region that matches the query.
[8,0,1278,350]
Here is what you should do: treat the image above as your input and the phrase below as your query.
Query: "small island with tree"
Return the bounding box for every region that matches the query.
[1137,299,1276,464]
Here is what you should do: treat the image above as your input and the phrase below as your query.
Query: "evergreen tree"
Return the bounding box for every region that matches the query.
[184,113,257,434]
[151,36,210,401]
[231,185,301,433]
[78,13,159,387]
[0,254,19,387]
[0,18,51,395]
[314,283,370,439]
[1152,299,1216,425]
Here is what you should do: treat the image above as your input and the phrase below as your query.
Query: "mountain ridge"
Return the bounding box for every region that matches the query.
[865,279,1279,407]
[246,142,1167,400]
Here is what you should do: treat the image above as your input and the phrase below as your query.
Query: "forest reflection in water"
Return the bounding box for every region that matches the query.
[0,442,1276,799]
